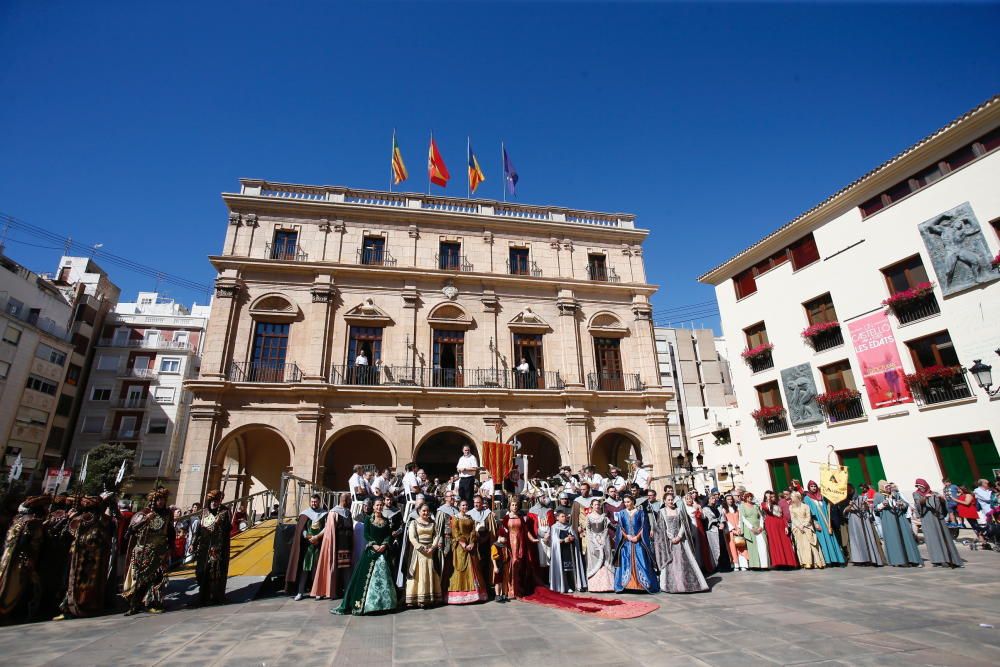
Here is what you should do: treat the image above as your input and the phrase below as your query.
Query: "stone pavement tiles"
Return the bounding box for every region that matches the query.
[0,545,997,666]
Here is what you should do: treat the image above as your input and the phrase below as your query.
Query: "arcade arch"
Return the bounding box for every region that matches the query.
[414,429,477,482]
[321,427,394,490]
[213,425,292,499]
[590,430,643,478]
[511,429,562,480]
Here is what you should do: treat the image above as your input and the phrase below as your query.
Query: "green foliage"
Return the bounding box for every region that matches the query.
[76,443,135,495]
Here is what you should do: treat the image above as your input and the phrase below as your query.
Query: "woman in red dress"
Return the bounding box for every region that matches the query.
[499,499,536,598]
[761,490,799,569]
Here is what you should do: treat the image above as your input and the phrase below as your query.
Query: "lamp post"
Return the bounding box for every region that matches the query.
[968,349,1000,397]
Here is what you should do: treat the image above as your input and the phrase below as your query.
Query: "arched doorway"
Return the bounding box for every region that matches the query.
[591,431,642,478]
[512,431,562,480]
[322,428,394,490]
[214,426,292,499]
[415,430,477,483]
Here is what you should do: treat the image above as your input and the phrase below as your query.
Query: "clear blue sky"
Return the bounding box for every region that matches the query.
[1,2,997,327]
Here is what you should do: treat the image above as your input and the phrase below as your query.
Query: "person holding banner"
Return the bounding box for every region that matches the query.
[803,481,845,566]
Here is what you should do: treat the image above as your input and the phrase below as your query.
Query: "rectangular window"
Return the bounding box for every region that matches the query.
[753,249,788,276]
[5,297,23,317]
[56,393,73,416]
[932,431,1000,490]
[804,293,838,325]
[65,364,82,386]
[81,415,105,433]
[159,357,181,373]
[0,360,9,380]
[789,233,820,270]
[250,322,289,381]
[25,374,58,396]
[348,326,382,366]
[593,337,625,389]
[96,354,119,371]
[361,236,386,265]
[513,333,545,388]
[147,418,169,435]
[859,194,885,218]
[767,456,802,492]
[819,359,857,392]
[438,241,462,270]
[16,406,49,427]
[91,387,112,401]
[432,329,465,387]
[587,253,608,281]
[271,229,299,260]
[733,268,757,299]
[509,247,530,276]
[837,446,886,488]
[743,322,769,348]
[906,330,959,370]
[153,386,176,404]
[2,326,22,345]
[140,450,163,468]
[35,343,67,366]
[882,255,930,295]
[755,380,782,408]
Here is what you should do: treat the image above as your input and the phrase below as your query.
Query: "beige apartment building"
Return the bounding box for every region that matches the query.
[176,180,673,507]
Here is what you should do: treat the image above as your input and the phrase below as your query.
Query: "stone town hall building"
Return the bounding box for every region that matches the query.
[176,179,673,507]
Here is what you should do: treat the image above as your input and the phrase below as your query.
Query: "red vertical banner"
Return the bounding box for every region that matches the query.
[482,441,514,483]
[847,311,913,409]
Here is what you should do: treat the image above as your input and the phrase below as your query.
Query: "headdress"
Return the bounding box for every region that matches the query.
[914,478,931,496]
[146,487,170,504]
[79,496,104,510]
[205,489,224,504]
[805,480,823,501]
[20,495,51,512]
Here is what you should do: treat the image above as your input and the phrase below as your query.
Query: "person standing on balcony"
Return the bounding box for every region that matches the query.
[456,446,479,505]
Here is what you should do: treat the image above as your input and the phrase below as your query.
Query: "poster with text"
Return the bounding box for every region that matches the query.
[848,311,913,409]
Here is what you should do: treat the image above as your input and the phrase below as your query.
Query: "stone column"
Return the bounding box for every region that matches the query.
[175,402,226,508]
[645,411,673,485]
[305,275,337,381]
[556,290,583,387]
[202,272,244,380]
[564,410,591,470]
[631,296,658,388]
[295,407,327,486]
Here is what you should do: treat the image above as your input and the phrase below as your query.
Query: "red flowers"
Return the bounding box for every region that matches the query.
[992,252,1000,270]
[903,365,961,388]
[741,342,774,360]
[815,388,861,409]
[801,321,840,339]
[882,282,934,308]
[750,405,785,422]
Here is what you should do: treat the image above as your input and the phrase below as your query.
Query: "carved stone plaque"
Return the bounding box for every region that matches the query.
[918,202,998,296]
[780,363,823,427]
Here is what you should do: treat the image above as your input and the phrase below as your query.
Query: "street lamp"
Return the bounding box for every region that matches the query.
[969,350,1000,397]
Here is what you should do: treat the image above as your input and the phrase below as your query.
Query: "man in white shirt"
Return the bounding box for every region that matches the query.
[633,460,651,491]
[608,466,627,492]
[456,445,479,505]
[347,465,368,500]
[371,468,395,497]
[355,350,369,366]
[583,465,606,494]
[401,464,419,499]
[479,472,495,505]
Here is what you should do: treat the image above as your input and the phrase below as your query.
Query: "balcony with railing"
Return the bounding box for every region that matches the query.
[103,428,141,441]
[585,264,620,283]
[328,365,564,390]
[119,367,158,380]
[506,258,542,277]
[357,247,397,267]
[888,293,941,325]
[229,361,303,383]
[0,294,72,341]
[98,337,192,351]
[757,415,790,436]
[745,350,774,373]
[821,396,866,424]
[587,371,643,392]
[436,254,473,272]
[807,326,844,353]
[116,397,149,410]
[909,371,974,407]
[265,241,309,262]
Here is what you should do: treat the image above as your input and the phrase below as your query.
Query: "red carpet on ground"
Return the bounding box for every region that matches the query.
[521,587,659,619]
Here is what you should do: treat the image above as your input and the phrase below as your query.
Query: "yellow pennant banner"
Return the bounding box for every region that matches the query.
[819,463,849,505]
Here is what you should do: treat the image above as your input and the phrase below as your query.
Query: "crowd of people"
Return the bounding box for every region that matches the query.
[0,487,234,624]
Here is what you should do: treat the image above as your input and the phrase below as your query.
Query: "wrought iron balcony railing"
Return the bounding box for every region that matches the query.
[910,372,974,407]
[822,396,866,424]
[328,365,564,390]
[889,293,941,325]
[357,247,397,267]
[229,361,302,383]
[120,367,158,380]
[587,371,643,392]
[586,264,620,283]
[98,338,192,351]
[809,327,844,352]
[116,397,148,410]
[506,258,542,277]
[746,350,775,373]
[436,254,473,272]
[757,415,790,436]
[265,242,309,262]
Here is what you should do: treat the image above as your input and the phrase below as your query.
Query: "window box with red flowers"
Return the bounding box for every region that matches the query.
[815,388,865,423]
[904,365,973,406]
[992,252,1000,271]
[882,282,939,324]
[751,405,788,435]
[801,321,843,352]
[742,343,774,372]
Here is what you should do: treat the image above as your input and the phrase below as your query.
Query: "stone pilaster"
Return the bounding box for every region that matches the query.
[556,289,583,386]
[305,275,336,381]
[175,402,226,508]
[630,295,658,388]
[203,271,244,379]
[564,410,590,470]
[296,407,327,485]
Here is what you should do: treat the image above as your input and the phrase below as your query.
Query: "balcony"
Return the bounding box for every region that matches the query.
[229,361,302,383]
[808,327,844,352]
[119,367,158,380]
[436,254,473,272]
[757,415,790,436]
[116,397,149,410]
[328,365,565,390]
[506,258,542,277]
[98,338,192,351]
[910,372,974,407]
[103,428,140,441]
[822,396,866,424]
[889,293,941,325]
[586,264,620,283]
[745,350,774,373]
[265,242,309,262]
[587,371,643,392]
[357,247,397,267]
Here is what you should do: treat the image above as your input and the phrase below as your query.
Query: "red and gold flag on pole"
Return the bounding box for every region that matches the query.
[391,130,408,185]
[481,440,514,483]
[428,134,450,187]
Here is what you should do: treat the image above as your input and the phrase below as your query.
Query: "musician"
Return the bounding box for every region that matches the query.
[348,466,370,500]
[401,464,420,499]
[608,466,628,492]
[603,485,623,523]
[582,465,606,494]
[479,472,496,505]
[456,446,479,505]
[371,468,396,497]
[502,468,525,497]
[633,459,651,491]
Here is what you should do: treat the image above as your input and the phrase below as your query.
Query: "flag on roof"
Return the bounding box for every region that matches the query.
[503,144,518,196]
[428,135,450,187]
[468,139,486,194]
[391,130,408,185]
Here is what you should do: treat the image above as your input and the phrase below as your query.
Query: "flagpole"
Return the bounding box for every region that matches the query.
[428,131,432,196]
[501,141,506,203]
[467,136,471,199]
[389,129,395,193]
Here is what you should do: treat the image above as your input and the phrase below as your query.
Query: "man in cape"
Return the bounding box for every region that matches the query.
[0,495,48,621]
[312,492,354,599]
[122,488,174,615]
[38,493,73,617]
[55,495,115,619]
[433,491,458,594]
[549,509,587,593]
[602,485,623,525]
[468,494,497,597]
[525,493,555,582]
[572,483,595,555]
[285,494,327,600]
[190,489,232,607]
[381,493,404,574]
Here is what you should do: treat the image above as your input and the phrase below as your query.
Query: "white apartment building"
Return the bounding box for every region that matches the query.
[699,95,1000,496]
[71,291,210,495]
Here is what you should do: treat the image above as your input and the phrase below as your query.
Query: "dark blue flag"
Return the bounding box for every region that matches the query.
[503,146,519,196]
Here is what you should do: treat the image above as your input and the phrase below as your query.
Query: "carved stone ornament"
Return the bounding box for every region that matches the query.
[228,212,241,226]
[244,213,259,227]
[918,202,999,295]
[556,297,579,316]
[481,289,499,313]
[311,289,333,303]
[442,281,459,301]
[631,245,643,256]
[631,302,653,321]
[549,237,561,249]
[215,284,239,299]
[408,224,420,239]
[562,239,574,251]
[780,363,823,427]
[621,244,633,256]
[483,231,494,244]
[318,218,331,233]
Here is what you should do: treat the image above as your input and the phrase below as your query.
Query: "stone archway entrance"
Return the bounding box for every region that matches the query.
[213,426,291,500]
[591,431,642,478]
[415,431,477,483]
[321,428,394,491]
[513,431,562,480]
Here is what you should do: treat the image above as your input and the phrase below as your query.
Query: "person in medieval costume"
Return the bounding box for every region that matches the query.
[312,493,353,600]
[55,495,115,619]
[381,493,404,575]
[122,488,174,615]
[285,494,327,600]
[739,492,769,570]
[404,503,442,608]
[913,478,962,567]
[333,497,398,615]
[655,493,709,593]
[0,495,47,621]
[843,485,885,566]
[873,482,921,567]
[433,490,459,595]
[684,493,717,574]
[525,493,554,583]
[498,496,535,599]
[584,498,615,592]
[190,489,232,607]
[468,494,497,598]
[802,481,846,566]
[549,509,586,593]
[613,494,659,593]
[38,493,73,617]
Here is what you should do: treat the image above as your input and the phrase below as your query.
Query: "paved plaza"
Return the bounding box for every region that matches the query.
[1,546,997,667]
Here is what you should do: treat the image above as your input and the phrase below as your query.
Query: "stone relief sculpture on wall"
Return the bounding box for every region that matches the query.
[918,202,998,296]
[780,363,823,427]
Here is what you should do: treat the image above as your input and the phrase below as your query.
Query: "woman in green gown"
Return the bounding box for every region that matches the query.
[332,498,398,615]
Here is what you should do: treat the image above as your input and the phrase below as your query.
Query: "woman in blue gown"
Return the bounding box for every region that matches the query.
[802,481,845,566]
[613,495,659,593]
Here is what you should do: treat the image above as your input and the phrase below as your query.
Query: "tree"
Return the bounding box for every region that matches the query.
[76,443,135,496]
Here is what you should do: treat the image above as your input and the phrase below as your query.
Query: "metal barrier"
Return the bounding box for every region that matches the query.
[272,473,349,577]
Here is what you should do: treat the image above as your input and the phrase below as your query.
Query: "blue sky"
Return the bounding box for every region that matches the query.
[1,2,997,328]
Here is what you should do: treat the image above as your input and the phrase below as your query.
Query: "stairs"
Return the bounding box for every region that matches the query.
[172,519,278,578]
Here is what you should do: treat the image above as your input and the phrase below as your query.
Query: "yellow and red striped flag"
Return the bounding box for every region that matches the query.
[391,130,408,185]
[468,138,485,194]
[481,440,515,484]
